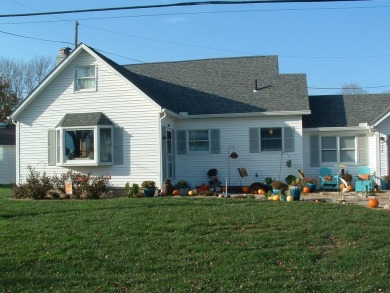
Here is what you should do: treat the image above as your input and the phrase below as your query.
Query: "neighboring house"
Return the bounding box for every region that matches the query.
[9,43,390,190]
[0,124,16,184]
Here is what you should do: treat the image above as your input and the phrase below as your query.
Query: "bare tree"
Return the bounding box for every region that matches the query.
[340,82,367,95]
[0,55,55,100]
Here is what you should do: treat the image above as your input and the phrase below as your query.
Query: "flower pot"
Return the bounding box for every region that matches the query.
[306,183,316,192]
[289,186,301,201]
[144,188,155,197]
[273,189,281,195]
[381,179,389,190]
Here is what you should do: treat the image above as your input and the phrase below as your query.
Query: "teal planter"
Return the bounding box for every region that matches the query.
[381,179,389,190]
[273,189,281,195]
[144,188,155,197]
[289,186,301,201]
[307,183,316,192]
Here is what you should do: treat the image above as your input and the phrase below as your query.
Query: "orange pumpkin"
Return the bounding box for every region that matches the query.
[368,198,379,208]
[348,185,354,192]
[242,186,250,193]
[198,183,209,193]
[258,189,265,195]
[303,186,310,193]
[172,189,180,196]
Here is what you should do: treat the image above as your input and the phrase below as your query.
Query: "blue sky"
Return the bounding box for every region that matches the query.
[1,0,390,95]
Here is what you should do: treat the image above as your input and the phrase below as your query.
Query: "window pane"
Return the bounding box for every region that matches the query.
[340,150,355,162]
[261,128,282,151]
[188,130,209,152]
[189,141,209,151]
[261,128,282,139]
[65,129,94,160]
[75,66,95,78]
[75,78,96,90]
[261,140,282,151]
[322,150,337,162]
[340,136,355,148]
[189,130,208,140]
[322,137,336,149]
[100,128,112,163]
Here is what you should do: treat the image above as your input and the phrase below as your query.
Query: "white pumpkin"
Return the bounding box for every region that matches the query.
[287,195,294,202]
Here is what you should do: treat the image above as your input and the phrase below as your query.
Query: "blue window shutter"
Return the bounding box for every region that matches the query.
[357,135,367,165]
[284,127,294,152]
[176,130,187,155]
[210,129,220,154]
[249,128,259,153]
[310,135,320,167]
[48,129,56,166]
[114,127,123,165]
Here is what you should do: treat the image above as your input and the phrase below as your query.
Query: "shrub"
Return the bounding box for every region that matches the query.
[15,166,54,199]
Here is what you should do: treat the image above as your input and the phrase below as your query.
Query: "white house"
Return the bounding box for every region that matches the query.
[9,43,390,190]
[0,124,16,184]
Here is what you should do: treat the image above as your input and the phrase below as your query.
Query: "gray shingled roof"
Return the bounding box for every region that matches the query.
[89,46,310,115]
[303,95,390,128]
[56,112,113,127]
[0,125,15,145]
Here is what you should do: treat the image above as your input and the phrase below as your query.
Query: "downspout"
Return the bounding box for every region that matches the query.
[159,109,167,189]
[369,126,381,184]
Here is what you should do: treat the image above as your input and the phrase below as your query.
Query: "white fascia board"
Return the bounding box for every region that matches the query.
[304,126,372,132]
[10,45,88,121]
[177,110,311,119]
[372,111,390,127]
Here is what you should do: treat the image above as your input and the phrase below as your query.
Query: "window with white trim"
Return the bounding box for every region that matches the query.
[261,128,282,151]
[321,136,356,163]
[188,130,209,152]
[58,126,112,165]
[75,65,96,91]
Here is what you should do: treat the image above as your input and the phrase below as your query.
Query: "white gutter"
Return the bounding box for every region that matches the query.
[158,109,167,188]
[176,110,311,119]
[304,126,373,132]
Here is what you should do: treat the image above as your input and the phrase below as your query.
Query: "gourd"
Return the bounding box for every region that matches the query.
[367,198,379,208]
[188,189,198,196]
[287,195,294,202]
[172,189,180,196]
[258,189,265,195]
[242,186,250,193]
[272,195,280,201]
[303,186,310,193]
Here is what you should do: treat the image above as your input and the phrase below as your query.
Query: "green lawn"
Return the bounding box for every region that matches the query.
[1,185,389,292]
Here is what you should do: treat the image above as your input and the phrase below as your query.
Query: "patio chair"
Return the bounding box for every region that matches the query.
[354,166,374,192]
[318,167,338,191]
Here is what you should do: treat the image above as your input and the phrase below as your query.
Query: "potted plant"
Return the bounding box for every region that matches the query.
[141,180,156,197]
[341,173,353,191]
[177,180,189,196]
[207,168,219,191]
[381,175,390,190]
[305,177,317,192]
[271,180,287,195]
[287,176,304,201]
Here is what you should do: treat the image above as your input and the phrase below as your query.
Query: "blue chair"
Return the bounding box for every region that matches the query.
[318,167,338,191]
[354,166,374,192]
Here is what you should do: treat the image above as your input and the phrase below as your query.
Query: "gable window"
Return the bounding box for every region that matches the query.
[49,112,122,166]
[75,65,96,91]
[261,128,282,151]
[321,136,356,163]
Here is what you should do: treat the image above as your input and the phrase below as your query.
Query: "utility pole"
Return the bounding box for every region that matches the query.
[74,21,79,48]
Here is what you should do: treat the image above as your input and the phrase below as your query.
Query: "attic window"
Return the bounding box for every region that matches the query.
[75,65,96,91]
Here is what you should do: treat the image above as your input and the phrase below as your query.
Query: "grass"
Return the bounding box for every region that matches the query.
[0,185,389,292]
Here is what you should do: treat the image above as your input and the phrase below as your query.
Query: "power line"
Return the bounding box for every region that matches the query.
[0,29,73,45]
[1,4,387,24]
[0,0,371,18]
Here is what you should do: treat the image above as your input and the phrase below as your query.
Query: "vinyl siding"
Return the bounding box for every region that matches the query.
[0,145,16,184]
[17,51,161,188]
[173,116,303,188]
[302,130,378,181]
